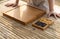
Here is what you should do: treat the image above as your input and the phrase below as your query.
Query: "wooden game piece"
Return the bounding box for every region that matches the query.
[32,18,54,30]
[3,5,45,25]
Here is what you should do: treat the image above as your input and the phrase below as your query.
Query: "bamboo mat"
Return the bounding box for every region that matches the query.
[0,14,60,39]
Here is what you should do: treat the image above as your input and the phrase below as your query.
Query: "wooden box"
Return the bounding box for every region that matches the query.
[32,18,54,30]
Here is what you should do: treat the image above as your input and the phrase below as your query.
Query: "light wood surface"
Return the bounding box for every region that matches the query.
[0,16,60,39]
[3,5,45,24]
[0,0,26,13]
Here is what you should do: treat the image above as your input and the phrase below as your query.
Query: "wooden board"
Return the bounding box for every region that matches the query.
[32,18,53,30]
[3,5,45,25]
